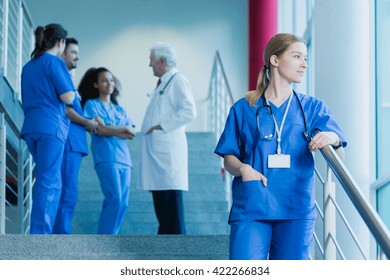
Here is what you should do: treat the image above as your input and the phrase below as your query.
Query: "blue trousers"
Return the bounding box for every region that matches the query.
[24,133,65,234]
[152,190,186,234]
[229,219,315,260]
[53,151,83,234]
[95,162,131,234]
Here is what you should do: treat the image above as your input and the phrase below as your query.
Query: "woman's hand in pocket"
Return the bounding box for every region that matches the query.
[239,164,267,187]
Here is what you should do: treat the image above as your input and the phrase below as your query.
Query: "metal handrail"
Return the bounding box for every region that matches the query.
[313,232,324,256]
[371,173,390,191]
[208,51,235,210]
[0,0,35,234]
[207,50,235,137]
[329,233,347,260]
[328,194,368,259]
[213,51,234,105]
[320,145,390,259]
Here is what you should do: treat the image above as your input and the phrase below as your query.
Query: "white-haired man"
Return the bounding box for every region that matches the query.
[138,42,197,234]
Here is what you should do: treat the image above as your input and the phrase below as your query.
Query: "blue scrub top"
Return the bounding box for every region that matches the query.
[215,93,347,222]
[65,92,88,156]
[21,52,75,143]
[83,98,134,167]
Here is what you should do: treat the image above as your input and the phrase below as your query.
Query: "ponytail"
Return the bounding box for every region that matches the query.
[31,23,67,59]
[246,65,270,106]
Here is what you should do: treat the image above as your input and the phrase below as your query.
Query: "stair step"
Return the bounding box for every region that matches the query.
[78,174,226,191]
[74,211,228,223]
[77,190,227,202]
[75,200,228,212]
[0,234,229,260]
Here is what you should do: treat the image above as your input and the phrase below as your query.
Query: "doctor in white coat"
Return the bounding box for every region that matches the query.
[138,42,197,234]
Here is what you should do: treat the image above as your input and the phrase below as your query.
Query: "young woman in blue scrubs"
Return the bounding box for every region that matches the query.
[78,67,135,234]
[21,23,75,234]
[215,33,347,260]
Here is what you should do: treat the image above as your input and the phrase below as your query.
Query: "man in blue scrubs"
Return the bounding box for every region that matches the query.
[53,38,99,234]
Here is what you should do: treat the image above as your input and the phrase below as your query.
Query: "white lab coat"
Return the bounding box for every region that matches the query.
[137,68,197,191]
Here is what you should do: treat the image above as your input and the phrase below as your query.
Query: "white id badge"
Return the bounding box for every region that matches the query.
[268,154,291,168]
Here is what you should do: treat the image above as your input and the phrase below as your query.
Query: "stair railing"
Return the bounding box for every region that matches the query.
[0,0,35,234]
[313,145,390,259]
[0,97,34,234]
[370,173,390,259]
[0,114,5,233]
[207,51,234,209]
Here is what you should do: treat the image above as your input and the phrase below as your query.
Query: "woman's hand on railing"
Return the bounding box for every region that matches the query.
[310,131,345,160]
[309,131,340,152]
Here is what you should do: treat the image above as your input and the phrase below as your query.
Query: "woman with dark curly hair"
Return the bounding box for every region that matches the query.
[78,67,135,234]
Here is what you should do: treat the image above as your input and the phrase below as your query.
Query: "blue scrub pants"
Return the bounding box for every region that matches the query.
[53,151,83,234]
[24,133,65,234]
[95,162,131,234]
[229,219,315,260]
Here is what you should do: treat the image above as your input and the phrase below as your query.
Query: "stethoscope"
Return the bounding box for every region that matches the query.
[256,91,310,142]
[147,73,177,97]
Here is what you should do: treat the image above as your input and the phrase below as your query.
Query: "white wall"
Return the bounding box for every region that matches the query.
[313,0,374,259]
[278,0,378,259]
[24,0,248,132]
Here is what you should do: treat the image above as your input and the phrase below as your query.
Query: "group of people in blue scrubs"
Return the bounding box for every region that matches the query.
[21,23,135,235]
[215,33,347,260]
[20,22,346,259]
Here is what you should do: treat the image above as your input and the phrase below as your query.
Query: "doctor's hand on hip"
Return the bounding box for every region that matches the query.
[146,124,162,135]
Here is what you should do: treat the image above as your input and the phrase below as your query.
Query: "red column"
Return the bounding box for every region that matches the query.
[248,0,277,90]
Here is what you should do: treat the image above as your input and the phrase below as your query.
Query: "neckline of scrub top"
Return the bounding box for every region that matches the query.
[97,99,116,125]
[266,94,292,109]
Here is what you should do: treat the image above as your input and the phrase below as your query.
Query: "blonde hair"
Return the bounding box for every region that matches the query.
[246,33,306,106]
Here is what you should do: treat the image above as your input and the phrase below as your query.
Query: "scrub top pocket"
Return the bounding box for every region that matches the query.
[230,180,267,222]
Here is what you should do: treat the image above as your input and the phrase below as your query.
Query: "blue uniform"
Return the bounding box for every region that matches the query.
[215,93,347,259]
[53,92,89,234]
[84,98,134,234]
[21,52,75,234]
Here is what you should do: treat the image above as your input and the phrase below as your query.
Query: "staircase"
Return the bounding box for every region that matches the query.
[0,132,230,260]
[0,235,229,260]
[72,132,230,235]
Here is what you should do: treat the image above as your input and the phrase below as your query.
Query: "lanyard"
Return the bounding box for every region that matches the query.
[265,92,293,154]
